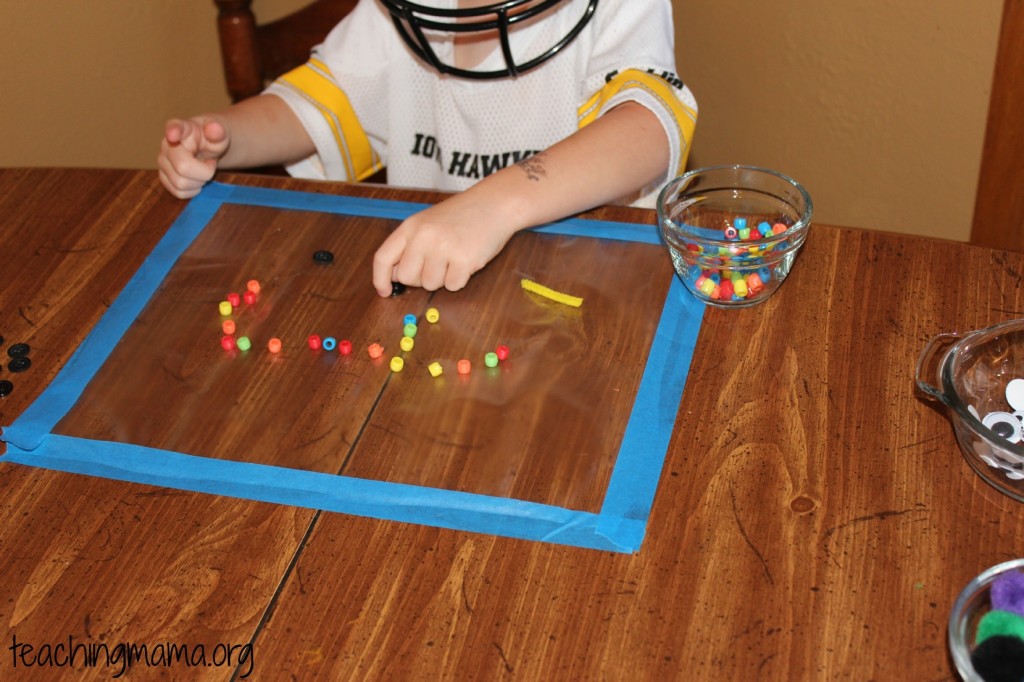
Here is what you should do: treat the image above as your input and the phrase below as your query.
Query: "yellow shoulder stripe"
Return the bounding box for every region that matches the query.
[578,69,697,175]
[277,59,383,181]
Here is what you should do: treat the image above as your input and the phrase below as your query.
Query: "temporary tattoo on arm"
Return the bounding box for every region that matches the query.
[516,152,548,182]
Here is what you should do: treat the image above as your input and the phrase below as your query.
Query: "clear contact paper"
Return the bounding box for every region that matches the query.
[1,182,703,553]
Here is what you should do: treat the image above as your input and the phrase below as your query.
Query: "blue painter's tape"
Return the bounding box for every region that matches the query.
[3,192,223,451]
[1,182,704,553]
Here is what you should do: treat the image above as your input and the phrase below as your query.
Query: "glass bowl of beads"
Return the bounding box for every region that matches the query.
[949,558,1024,681]
[916,318,1024,502]
[656,165,813,308]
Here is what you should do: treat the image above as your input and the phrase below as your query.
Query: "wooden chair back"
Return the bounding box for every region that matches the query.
[214,0,359,103]
[971,0,1024,250]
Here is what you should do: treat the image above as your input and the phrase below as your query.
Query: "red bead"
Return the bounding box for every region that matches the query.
[338,340,353,355]
[307,335,321,350]
[496,345,510,361]
[220,335,236,351]
[227,292,241,307]
[719,279,735,299]
[243,291,257,305]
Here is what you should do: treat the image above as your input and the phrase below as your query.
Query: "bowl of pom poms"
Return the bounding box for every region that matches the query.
[916,318,1024,502]
[656,165,813,308]
[949,559,1024,681]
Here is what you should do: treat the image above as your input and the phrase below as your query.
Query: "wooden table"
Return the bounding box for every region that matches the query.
[1,167,1021,680]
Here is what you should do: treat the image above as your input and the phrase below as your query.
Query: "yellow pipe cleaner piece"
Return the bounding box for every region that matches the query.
[520,278,584,308]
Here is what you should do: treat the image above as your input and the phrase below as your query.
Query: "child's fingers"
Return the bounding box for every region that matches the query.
[443,263,472,292]
[419,256,448,292]
[372,232,408,296]
[158,139,216,196]
[163,119,189,144]
[394,250,426,290]
[197,120,229,160]
[157,162,205,199]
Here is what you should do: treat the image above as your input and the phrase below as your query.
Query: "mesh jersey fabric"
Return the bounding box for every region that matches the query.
[265,0,697,208]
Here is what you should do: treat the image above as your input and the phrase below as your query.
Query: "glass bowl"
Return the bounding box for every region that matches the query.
[656,165,813,308]
[916,318,1024,502]
[949,558,1024,681]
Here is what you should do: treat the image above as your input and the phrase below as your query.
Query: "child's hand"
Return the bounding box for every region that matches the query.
[157,117,230,199]
[372,195,519,296]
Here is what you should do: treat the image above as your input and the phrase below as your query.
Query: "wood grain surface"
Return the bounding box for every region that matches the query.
[2,168,1023,680]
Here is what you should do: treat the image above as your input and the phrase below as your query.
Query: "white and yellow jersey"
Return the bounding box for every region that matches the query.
[265,0,698,207]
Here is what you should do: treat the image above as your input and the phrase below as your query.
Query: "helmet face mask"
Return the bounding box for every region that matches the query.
[379,0,599,79]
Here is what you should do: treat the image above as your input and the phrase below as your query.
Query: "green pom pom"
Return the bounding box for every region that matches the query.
[977,609,1024,644]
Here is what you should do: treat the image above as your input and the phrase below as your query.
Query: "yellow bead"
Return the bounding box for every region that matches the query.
[390,356,404,372]
[400,336,414,352]
[425,307,440,323]
[428,361,443,377]
[218,301,233,316]
[734,278,749,298]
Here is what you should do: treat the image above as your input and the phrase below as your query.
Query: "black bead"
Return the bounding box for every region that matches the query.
[313,250,334,264]
[7,343,29,357]
[391,281,406,296]
[8,356,30,373]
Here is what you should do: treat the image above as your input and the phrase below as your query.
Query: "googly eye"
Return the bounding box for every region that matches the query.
[983,411,1023,444]
[1007,378,1024,411]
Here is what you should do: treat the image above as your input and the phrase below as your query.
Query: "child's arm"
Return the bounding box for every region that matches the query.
[157,95,315,199]
[371,100,670,296]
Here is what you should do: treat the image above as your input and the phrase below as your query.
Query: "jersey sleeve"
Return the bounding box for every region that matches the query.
[262,0,389,181]
[577,0,698,204]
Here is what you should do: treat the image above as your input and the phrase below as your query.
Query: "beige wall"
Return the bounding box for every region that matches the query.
[677,0,1003,240]
[0,0,1004,242]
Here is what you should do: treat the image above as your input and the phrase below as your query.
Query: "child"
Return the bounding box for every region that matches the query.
[158,0,697,296]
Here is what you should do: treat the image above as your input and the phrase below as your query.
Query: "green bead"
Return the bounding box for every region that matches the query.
[236,336,252,351]
[403,322,417,338]
[484,352,499,368]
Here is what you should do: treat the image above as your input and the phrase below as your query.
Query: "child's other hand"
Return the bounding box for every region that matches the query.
[157,117,230,199]
[372,195,518,296]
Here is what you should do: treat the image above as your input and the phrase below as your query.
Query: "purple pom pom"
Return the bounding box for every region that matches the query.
[991,571,1024,617]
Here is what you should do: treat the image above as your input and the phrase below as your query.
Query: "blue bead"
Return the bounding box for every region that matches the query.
[758,221,772,237]
[403,314,416,325]
[758,266,771,282]
[709,273,721,284]
[322,336,337,351]
[734,217,747,230]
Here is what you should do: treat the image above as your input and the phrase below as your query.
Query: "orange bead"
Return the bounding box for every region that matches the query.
[222,319,236,335]
[267,338,282,353]
[457,359,472,375]
[368,343,384,359]
[246,279,261,294]
[747,272,765,294]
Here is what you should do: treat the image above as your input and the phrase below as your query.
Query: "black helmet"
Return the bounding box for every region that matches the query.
[378,0,599,79]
